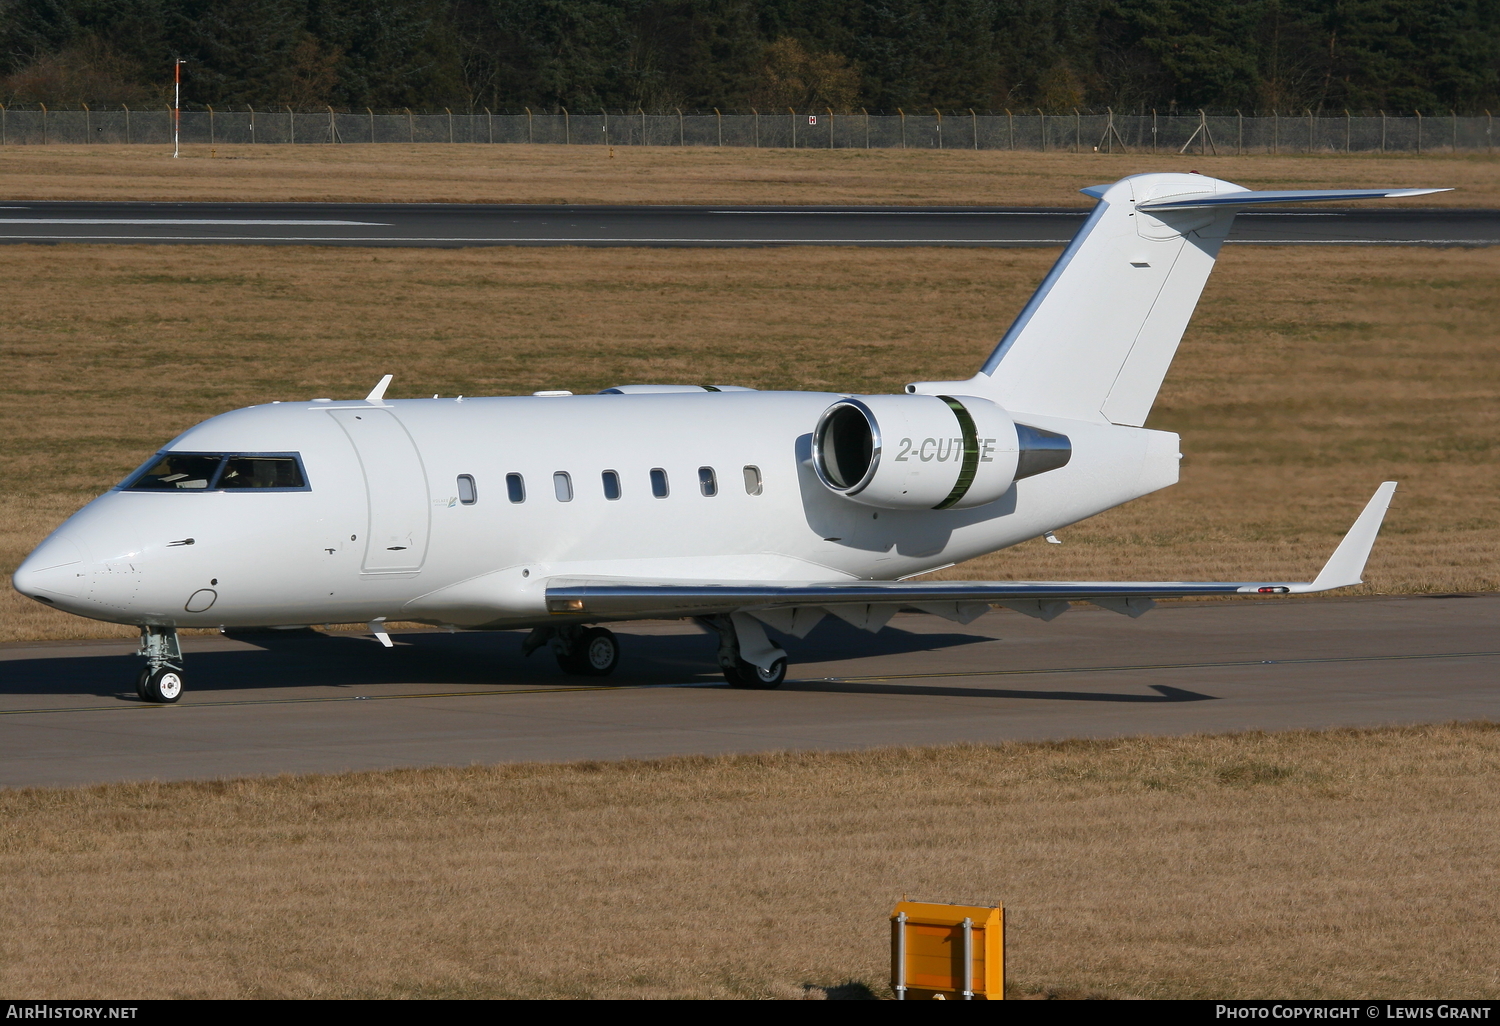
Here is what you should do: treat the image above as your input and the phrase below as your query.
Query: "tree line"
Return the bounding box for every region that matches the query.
[2,0,1496,114]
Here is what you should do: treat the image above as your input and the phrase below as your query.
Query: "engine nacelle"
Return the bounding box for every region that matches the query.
[812,394,1023,510]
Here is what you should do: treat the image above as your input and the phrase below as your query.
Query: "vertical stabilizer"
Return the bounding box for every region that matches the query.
[906,175,1447,427]
[970,172,1239,426]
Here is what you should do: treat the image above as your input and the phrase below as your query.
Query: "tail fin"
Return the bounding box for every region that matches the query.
[907,173,1447,426]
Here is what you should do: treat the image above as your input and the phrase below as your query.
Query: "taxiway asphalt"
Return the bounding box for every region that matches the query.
[2,593,1495,788]
[0,202,1495,247]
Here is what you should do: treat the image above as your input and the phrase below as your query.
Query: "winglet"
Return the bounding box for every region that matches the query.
[1292,482,1398,593]
[365,374,394,403]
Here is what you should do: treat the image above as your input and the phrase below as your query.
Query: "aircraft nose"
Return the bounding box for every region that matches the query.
[12,533,89,604]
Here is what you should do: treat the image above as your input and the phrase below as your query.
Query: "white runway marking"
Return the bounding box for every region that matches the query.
[0,218,389,226]
[0,235,1078,243]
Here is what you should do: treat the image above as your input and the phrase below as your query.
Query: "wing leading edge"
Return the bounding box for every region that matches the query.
[544,483,1397,625]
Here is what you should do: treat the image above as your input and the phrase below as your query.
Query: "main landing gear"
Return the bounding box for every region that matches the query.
[522,615,790,689]
[699,613,788,689]
[523,624,620,677]
[135,625,185,703]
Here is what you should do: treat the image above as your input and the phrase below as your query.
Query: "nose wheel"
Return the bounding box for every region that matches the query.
[135,626,185,703]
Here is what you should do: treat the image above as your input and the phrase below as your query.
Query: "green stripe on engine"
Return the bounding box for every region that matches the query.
[934,396,979,510]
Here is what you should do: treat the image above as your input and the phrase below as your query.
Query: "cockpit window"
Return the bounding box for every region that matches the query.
[124,454,223,490]
[121,452,308,492]
[219,456,305,489]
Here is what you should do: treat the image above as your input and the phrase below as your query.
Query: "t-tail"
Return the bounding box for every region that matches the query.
[908,172,1448,425]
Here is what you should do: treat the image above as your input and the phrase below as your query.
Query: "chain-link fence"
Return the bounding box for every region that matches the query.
[2,106,1495,153]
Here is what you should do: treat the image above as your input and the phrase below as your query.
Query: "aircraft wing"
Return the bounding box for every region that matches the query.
[545,483,1397,625]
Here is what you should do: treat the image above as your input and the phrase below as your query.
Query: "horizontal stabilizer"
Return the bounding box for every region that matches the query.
[543,485,1398,621]
[1137,188,1450,210]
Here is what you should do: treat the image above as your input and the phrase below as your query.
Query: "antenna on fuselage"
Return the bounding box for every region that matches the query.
[365,374,394,403]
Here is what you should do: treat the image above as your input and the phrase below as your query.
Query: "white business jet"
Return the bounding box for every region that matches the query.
[14,172,1442,703]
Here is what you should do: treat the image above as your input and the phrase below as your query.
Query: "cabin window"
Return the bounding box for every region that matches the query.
[743,465,763,495]
[698,466,718,497]
[650,468,669,498]
[602,470,621,500]
[457,475,477,505]
[506,473,525,503]
[553,472,573,502]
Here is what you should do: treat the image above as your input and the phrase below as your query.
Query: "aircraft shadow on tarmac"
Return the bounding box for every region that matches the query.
[781,680,1217,703]
[4,619,1011,701]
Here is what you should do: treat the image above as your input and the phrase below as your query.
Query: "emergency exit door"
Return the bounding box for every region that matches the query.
[328,408,431,573]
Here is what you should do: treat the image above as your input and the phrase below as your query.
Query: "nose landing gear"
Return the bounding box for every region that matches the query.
[136,626,185,703]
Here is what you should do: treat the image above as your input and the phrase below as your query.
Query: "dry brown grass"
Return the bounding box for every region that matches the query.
[0,144,1495,206]
[2,723,1498,999]
[2,242,1495,643]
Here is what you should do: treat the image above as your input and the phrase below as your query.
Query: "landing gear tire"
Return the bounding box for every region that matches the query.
[142,666,184,704]
[724,656,786,690]
[556,627,619,677]
[135,667,151,702]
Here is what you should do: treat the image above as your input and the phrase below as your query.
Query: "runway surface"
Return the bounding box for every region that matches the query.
[2,593,1495,788]
[0,202,1496,247]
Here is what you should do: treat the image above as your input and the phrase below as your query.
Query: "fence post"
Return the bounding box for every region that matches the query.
[1,104,6,145]
[41,102,47,145]
[526,107,532,144]
[1037,108,1045,150]
[446,107,453,143]
[1074,107,1080,152]
[1272,109,1278,154]
[828,107,834,148]
[1452,109,1458,151]
[935,108,942,150]
[603,108,608,146]
[1488,110,1493,153]
[407,107,414,143]
[678,108,684,146]
[1380,110,1385,152]
[971,107,978,149]
[209,104,216,144]
[487,107,492,144]
[563,107,571,144]
[288,105,294,144]
[249,105,255,143]
[788,107,796,148]
[1007,108,1013,150]
[1345,109,1350,152]
[898,108,905,148]
[328,105,335,144]
[368,107,374,143]
[1305,108,1312,152]
[863,107,869,148]
[1151,108,1157,153]
[1416,110,1422,153]
[83,103,90,142]
[639,107,645,145]
[125,103,130,144]
[714,107,721,146]
[752,107,758,147]
[1237,109,1243,154]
